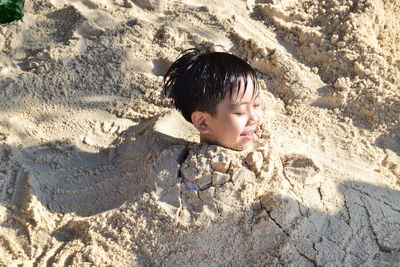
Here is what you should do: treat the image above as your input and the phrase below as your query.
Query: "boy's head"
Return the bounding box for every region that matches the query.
[163,48,261,151]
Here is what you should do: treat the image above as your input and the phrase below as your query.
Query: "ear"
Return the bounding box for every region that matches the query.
[191,111,210,134]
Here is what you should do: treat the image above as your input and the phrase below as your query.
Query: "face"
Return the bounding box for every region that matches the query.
[200,77,262,150]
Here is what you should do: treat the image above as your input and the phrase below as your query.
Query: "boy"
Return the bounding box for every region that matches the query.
[163,48,261,151]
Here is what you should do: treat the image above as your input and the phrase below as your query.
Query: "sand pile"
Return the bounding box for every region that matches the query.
[0,0,399,266]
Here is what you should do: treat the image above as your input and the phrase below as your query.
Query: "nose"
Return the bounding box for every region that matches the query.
[248,106,261,125]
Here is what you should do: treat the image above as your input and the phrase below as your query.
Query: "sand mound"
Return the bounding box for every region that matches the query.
[0,0,399,266]
[255,0,400,130]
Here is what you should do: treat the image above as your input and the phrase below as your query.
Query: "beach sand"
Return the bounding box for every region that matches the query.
[0,0,399,265]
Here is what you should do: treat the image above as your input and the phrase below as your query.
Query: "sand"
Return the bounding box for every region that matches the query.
[0,0,399,265]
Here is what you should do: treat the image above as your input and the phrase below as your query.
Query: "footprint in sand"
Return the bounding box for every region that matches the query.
[281,153,321,188]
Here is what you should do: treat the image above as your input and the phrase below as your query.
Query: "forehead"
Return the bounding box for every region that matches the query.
[226,75,257,102]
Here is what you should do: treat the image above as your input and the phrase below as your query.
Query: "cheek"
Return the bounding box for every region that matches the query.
[257,109,263,120]
[227,116,247,133]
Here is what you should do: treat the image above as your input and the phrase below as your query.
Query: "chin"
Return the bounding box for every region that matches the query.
[240,143,253,151]
[230,141,254,151]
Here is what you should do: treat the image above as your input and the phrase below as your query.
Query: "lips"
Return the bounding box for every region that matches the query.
[240,128,257,139]
[240,132,254,137]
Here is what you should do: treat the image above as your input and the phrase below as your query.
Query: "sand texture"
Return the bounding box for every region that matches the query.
[0,0,399,266]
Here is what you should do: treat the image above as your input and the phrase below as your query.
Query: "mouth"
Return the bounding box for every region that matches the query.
[240,129,256,140]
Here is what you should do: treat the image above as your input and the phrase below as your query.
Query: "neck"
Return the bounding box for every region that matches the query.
[199,134,215,145]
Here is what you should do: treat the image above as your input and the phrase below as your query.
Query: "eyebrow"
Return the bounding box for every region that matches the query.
[230,102,249,109]
[229,93,260,109]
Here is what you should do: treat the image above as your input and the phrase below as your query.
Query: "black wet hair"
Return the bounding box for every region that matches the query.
[163,48,258,123]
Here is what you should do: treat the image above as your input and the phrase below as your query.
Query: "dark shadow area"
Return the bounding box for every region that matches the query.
[1,118,400,265]
[249,179,400,265]
[248,2,266,22]
[0,115,190,217]
[375,124,400,156]
[45,5,86,44]
[152,57,170,77]
[311,85,340,108]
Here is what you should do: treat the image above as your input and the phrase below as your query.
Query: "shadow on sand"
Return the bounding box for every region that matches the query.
[0,116,399,265]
